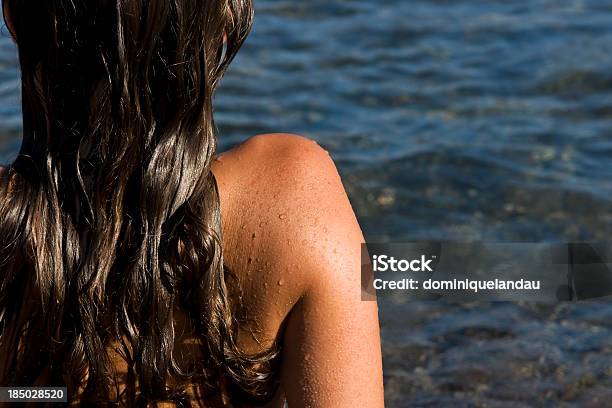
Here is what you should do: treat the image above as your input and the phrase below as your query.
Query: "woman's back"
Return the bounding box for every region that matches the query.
[1,133,384,406]
[0,0,384,405]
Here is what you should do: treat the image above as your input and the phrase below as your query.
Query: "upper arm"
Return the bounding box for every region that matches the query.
[269,136,383,407]
[218,134,384,407]
[214,134,384,406]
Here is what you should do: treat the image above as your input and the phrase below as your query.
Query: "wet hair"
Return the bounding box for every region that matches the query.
[0,0,278,405]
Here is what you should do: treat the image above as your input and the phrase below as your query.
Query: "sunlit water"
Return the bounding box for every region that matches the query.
[1,1,612,406]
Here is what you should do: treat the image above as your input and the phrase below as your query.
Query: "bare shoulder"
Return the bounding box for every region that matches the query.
[212,134,383,406]
[212,133,360,283]
[211,133,364,348]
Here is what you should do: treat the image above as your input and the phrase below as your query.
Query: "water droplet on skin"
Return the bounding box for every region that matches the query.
[278,213,287,220]
[241,224,247,230]
[277,279,284,286]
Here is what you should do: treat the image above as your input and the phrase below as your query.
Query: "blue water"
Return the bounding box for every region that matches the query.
[2,1,612,406]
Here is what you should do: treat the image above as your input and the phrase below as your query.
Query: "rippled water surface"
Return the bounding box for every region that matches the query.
[1,1,612,406]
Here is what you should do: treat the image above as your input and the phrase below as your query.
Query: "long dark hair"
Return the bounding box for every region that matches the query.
[0,0,278,405]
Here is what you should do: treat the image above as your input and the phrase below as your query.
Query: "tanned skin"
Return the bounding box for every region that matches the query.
[212,134,384,407]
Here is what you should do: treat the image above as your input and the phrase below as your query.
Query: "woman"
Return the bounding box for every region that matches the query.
[0,0,384,406]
